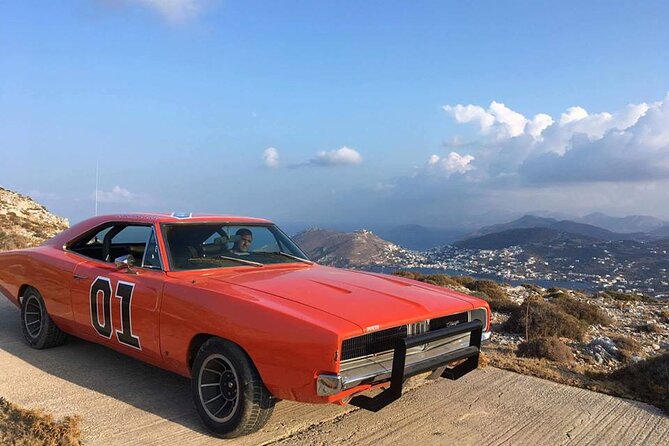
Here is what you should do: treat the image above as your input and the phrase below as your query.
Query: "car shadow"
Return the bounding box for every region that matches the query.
[0,298,211,436]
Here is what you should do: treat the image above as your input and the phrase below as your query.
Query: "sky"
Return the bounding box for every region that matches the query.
[1,1,669,229]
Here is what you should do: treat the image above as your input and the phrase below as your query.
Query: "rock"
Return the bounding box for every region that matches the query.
[589,337,619,357]
[594,353,604,364]
[652,343,661,350]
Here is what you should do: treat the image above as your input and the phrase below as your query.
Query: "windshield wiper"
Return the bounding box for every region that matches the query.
[217,255,264,267]
[264,251,313,264]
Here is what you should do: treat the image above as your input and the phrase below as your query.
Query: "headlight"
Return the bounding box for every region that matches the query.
[470,308,488,331]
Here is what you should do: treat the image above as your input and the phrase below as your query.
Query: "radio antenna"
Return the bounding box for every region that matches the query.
[95,159,99,216]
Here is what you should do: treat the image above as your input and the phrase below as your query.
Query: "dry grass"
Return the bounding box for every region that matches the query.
[660,309,669,324]
[0,230,33,251]
[611,335,642,363]
[637,323,663,333]
[483,349,592,388]
[517,337,574,364]
[0,397,82,446]
[485,348,669,415]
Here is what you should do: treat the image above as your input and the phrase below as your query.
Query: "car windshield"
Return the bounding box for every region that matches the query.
[162,223,311,271]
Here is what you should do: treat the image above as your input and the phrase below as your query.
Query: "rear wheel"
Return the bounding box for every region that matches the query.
[191,338,275,438]
[20,287,67,349]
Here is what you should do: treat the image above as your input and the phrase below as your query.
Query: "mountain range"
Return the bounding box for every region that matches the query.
[576,212,667,234]
[459,214,669,245]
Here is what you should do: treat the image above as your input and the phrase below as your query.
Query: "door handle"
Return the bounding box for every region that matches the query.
[73,274,89,280]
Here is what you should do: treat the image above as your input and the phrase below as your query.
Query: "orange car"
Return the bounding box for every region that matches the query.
[0,213,491,438]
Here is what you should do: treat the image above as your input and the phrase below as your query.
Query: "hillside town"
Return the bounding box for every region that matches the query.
[421,244,669,298]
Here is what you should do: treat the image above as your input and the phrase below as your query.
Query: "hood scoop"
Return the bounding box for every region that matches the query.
[308,280,353,294]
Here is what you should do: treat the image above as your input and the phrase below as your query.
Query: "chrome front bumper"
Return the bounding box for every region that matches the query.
[317,321,488,409]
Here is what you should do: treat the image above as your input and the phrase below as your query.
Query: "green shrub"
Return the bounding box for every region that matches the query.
[393,270,423,280]
[597,290,651,302]
[504,299,586,340]
[550,296,612,326]
[516,337,574,363]
[609,353,669,414]
[521,283,543,293]
[464,279,508,301]
[450,275,476,287]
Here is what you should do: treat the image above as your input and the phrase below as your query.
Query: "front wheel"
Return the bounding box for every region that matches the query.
[191,338,275,438]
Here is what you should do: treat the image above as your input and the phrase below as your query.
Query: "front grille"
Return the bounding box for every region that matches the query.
[341,325,407,361]
[341,312,468,361]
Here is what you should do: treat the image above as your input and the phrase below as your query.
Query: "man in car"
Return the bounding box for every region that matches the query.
[232,228,253,254]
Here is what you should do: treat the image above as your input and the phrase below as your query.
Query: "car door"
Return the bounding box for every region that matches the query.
[69,224,165,361]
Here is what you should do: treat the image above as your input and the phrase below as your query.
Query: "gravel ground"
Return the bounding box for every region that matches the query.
[2,296,668,445]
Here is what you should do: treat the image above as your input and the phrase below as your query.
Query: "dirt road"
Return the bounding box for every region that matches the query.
[1,297,667,445]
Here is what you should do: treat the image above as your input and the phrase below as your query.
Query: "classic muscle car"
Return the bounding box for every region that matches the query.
[0,213,491,438]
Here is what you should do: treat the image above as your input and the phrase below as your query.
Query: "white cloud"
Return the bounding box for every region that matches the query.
[94,186,142,203]
[441,93,668,185]
[310,146,363,166]
[488,101,528,138]
[444,101,553,140]
[526,113,554,138]
[443,104,495,133]
[559,106,589,125]
[132,0,207,23]
[427,152,475,175]
[262,147,279,168]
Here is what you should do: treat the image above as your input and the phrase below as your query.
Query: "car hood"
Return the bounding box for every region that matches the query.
[206,265,479,332]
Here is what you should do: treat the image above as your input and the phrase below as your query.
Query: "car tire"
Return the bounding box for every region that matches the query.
[191,338,275,438]
[20,287,68,349]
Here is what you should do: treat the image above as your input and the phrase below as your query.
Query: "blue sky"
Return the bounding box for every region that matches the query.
[1,1,668,228]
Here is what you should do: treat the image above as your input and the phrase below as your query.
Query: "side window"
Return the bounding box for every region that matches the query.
[109,226,152,265]
[142,229,162,269]
[111,226,152,245]
[70,224,157,266]
[69,226,113,261]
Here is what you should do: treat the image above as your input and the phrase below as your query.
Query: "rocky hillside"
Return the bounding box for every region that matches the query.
[394,271,669,413]
[0,187,69,251]
[292,228,426,268]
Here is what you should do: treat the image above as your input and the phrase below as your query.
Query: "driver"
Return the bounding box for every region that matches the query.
[232,228,253,254]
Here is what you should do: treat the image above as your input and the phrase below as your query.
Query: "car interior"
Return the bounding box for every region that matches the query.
[68,224,155,267]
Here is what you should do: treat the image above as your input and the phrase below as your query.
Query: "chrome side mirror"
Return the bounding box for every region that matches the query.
[114,254,137,273]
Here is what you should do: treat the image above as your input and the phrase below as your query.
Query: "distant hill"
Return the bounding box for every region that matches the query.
[371,224,465,250]
[0,187,69,251]
[576,212,667,234]
[292,228,425,268]
[455,227,599,250]
[463,215,557,239]
[463,215,646,242]
[650,225,669,238]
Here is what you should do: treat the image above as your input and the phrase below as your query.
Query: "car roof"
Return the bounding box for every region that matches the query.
[45,213,274,247]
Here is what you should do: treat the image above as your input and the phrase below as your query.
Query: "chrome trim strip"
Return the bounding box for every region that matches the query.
[338,333,471,391]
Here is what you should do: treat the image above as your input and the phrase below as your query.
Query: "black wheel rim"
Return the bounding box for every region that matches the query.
[198,354,240,423]
[24,295,43,339]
